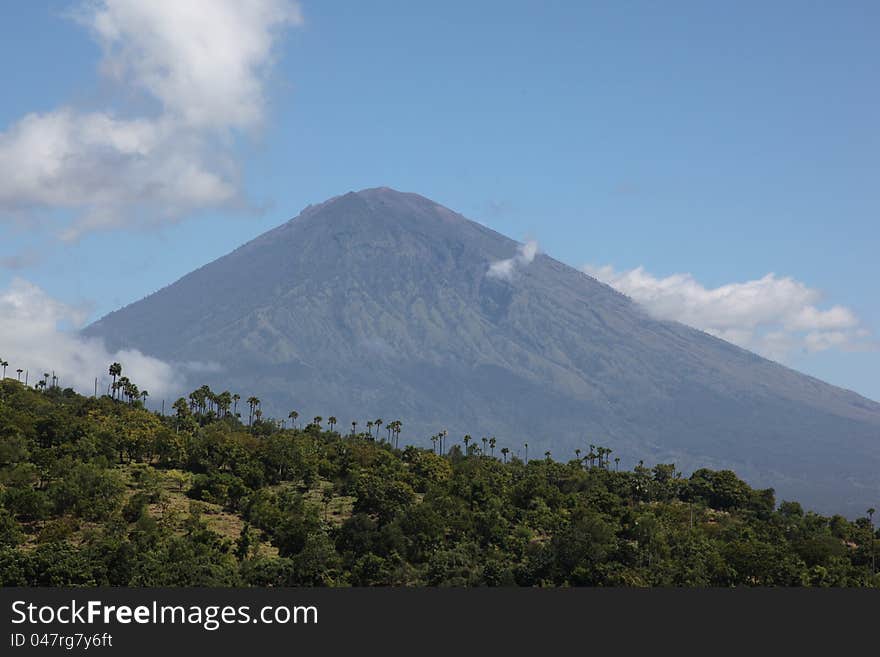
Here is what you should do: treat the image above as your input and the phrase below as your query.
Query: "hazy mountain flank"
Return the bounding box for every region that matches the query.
[85,187,880,514]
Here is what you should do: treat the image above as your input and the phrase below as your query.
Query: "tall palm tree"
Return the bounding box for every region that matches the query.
[288,410,299,429]
[489,436,496,458]
[140,390,149,407]
[351,420,358,437]
[246,397,260,426]
[463,434,472,455]
[524,442,528,462]
[0,359,7,378]
[431,434,438,454]
[375,418,383,440]
[481,437,488,456]
[15,368,23,381]
[108,362,122,399]
[366,420,374,437]
[544,450,552,461]
[614,457,620,472]
[328,416,337,432]
[216,391,232,417]
[232,393,240,417]
[500,447,509,463]
[313,416,323,429]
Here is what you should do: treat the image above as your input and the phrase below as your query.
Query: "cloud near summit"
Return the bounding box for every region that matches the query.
[584,264,873,361]
[0,0,302,240]
[488,240,539,280]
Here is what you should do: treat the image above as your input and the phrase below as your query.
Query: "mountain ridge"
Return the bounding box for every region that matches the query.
[84,187,880,514]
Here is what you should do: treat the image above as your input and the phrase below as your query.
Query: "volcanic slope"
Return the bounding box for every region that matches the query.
[85,187,880,514]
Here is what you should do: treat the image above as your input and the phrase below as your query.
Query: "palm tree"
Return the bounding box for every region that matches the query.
[431,434,438,454]
[375,418,383,440]
[500,447,509,463]
[15,368,23,381]
[614,456,620,472]
[440,429,448,455]
[463,434,472,455]
[232,393,240,416]
[328,416,337,432]
[216,391,232,417]
[117,377,130,403]
[575,448,582,462]
[313,416,323,429]
[351,420,358,437]
[108,362,122,399]
[366,420,374,438]
[489,436,496,458]
[0,359,7,378]
[246,397,260,426]
[524,442,528,462]
[288,410,299,429]
[544,450,551,461]
[140,390,149,407]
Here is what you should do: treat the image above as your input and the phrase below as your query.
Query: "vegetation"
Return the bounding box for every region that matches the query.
[0,366,877,587]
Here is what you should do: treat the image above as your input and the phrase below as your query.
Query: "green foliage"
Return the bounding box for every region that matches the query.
[0,376,876,587]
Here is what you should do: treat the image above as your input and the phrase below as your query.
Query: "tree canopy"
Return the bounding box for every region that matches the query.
[0,375,877,587]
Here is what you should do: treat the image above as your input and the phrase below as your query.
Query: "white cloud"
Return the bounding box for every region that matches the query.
[0,278,180,400]
[488,240,539,280]
[584,264,874,361]
[83,0,302,130]
[0,0,301,239]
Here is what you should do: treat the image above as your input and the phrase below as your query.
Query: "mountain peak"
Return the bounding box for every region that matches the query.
[293,187,468,235]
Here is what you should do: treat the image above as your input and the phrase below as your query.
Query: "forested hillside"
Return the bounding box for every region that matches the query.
[0,374,877,587]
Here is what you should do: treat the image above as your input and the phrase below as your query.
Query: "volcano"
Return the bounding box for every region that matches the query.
[85,187,880,514]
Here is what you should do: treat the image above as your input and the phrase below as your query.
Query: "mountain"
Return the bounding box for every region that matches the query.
[84,187,880,514]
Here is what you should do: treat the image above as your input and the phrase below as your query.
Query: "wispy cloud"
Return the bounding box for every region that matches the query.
[0,0,302,240]
[488,240,539,280]
[584,264,874,361]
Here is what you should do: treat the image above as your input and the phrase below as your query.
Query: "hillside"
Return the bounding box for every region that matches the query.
[0,379,877,587]
[83,187,880,514]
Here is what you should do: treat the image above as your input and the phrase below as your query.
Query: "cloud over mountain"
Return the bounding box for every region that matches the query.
[488,240,539,280]
[584,264,873,361]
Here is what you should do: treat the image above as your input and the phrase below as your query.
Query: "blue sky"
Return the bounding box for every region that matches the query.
[0,1,878,400]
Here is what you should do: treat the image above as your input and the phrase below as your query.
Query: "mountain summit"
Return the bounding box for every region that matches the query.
[85,187,880,513]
